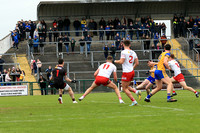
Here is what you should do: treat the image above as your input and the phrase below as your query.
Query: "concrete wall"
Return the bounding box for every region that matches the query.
[0,34,12,54]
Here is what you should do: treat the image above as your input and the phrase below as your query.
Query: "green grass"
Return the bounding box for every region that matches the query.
[0,90,200,133]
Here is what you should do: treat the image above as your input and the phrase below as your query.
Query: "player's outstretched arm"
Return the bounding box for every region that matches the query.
[133,58,139,69]
[94,69,99,78]
[149,68,156,73]
[65,75,76,83]
[114,58,125,64]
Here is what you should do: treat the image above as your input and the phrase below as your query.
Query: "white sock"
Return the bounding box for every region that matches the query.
[136,91,139,95]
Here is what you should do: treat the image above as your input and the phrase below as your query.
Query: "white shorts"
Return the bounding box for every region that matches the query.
[64,83,71,91]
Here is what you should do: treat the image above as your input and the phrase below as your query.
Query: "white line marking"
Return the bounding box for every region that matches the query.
[141,105,185,111]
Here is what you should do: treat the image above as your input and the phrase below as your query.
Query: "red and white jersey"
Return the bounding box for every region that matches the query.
[168,60,181,77]
[97,62,117,78]
[121,49,138,72]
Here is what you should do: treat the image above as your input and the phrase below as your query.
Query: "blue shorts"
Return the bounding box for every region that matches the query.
[147,76,155,84]
[154,70,168,80]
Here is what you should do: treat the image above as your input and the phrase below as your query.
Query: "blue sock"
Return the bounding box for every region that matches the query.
[167,93,171,100]
[147,93,152,99]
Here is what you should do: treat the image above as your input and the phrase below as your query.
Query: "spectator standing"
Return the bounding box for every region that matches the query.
[86,34,92,54]
[153,33,159,48]
[144,35,151,50]
[115,33,121,50]
[5,71,12,85]
[30,59,34,75]
[0,56,5,73]
[160,34,167,48]
[63,35,70,54]
[53,25,58,42]
[42,25,47,42]
[16,68,21,82]
[189,34,194,50]
[28,36,33,53]
[110,43,116,61]
[73,19,81,36]
[134,22,140,40]
[99,25,104,40]
[79,36,85,54]
[25,23,31,40]
[33,29,39,38]
[88,19,95,37]
[81,18,87,29]
[110,25,115,40]
[128,22,134,40]
[45,66,52,81]
[192,23,199,36]
[38,26,43,39]
[19,70,25,81]
[58,35,63,53]
[37,59,42,74]
[33,37,39,53]
[173,18,179,38]
[105,25,110,40]
[37,21,42,30]
[63,16,71,36]
[49,27,53,42]
[57,17,63,32]
[116,22,122,37]
[39,37,44,55]
[103,45,109,59]
[53,19,57,27]
[13,34,19,49]
[83,24,88,38]
[33,60,37,76]
[99,17,106,29]
[38,75,47,95]
[70,38,76,54]
[121,23,127,38]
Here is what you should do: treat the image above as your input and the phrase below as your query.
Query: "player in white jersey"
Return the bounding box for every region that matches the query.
[115,40,141,106]
[79,56,124,103]
[168,54,199,98]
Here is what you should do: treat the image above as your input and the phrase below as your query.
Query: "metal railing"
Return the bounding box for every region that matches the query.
[192,48,200,66]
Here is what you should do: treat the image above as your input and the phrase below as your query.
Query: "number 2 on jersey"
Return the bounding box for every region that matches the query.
[103,64,110,69]
[129,56,133,63]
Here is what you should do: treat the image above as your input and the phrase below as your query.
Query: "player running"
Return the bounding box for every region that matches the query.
[135,60,157,96]
[114,40,141,106]
[168,54,199,97]
[79,56,125,104]
[50,59,77,104]
[144,44,177,102]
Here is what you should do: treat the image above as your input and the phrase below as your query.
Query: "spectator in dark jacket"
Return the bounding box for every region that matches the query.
[70,38,76,53]
[79,36,85,54]
[38,75,47,95]
[25,23,31,40]
[192,23,199,36]
[57,17,63,32]
[33,37,39,53]
[103,45,109,59]
[73,19,81,36]
[53,25,58,42]
[99,25,104,40]
[63,35,70,54]
[115,33,121,50]
[105,25,110,40]
[134,22,140,40]
[88,19,95,37]
[49,27,53,42]
[110,43,116,61]
[45,66,52,81]
[28,36,33,53]
[63,16,71,36]
[58,35,63,53]
[83,24,89,38]
[86,34,92,54]
[99,17,106,29]
[128,22,134,40]
[39,37,44,55]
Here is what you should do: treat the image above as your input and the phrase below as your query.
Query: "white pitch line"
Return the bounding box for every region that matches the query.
[141,105,185,111]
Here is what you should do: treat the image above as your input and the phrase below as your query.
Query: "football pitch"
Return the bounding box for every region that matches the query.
[0,90,200,133]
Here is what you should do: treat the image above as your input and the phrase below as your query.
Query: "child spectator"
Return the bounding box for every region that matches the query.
[38,75,47,95]
[37,59,42,74]
[71,38,76,54]
[103,45,109,59]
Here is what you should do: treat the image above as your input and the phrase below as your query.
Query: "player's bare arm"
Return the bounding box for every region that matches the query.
[114,58,125,64]
[163,56,170,70]
[149,68,156,73]
[133,58,139,69]
[94,69,100,78]
[113,72,117,82]
[65,75,72,82]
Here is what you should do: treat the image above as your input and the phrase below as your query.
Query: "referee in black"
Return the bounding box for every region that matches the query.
[50,59,77,104]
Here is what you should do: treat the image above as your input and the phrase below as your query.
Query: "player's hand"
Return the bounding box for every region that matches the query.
[146,70,150,75]
[71,80,77,83]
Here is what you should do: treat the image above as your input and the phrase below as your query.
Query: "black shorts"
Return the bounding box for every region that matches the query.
[54,82,66,89]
